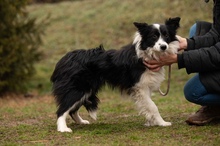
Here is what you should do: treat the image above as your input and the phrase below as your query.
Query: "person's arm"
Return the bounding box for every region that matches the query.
[178,42,220,74]
[186,28,219,51]
[144,42,220,74]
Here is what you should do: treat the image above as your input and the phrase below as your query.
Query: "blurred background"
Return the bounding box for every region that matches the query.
[0,0,213,97]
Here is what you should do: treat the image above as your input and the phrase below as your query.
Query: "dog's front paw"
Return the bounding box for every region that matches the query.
[159,121,172,126]
[144,122,151,127]
[57,127,72,132]
[144,121,172,127]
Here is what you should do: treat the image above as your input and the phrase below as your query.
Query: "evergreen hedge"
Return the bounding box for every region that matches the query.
[0,0,45,95]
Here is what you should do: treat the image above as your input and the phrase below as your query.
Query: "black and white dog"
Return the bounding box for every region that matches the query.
[51,17,180,132]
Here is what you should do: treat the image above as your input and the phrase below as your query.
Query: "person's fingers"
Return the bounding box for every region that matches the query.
[150,67,161,72]
[142,60,162,72]
[143,60,161,68]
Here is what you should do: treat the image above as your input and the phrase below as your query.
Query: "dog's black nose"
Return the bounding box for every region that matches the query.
[160,45,167,50]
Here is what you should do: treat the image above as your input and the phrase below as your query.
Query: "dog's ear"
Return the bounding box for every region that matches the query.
[133,22,148,31]
[165,17,181,30]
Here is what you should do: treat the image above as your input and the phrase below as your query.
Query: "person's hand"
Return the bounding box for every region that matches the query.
[143,54,178,72]
[176,35,187,51]
[142,61,161,72]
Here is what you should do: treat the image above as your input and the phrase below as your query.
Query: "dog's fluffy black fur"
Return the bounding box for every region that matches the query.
[51,44,145,116]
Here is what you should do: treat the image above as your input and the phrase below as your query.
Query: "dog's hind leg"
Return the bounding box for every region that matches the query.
[56,91,91,132]
[133,88,171,127]
[57,110,73,132]
[84,94,100,121]
[70,95,99,123]
[69,110,90,124]
[57,101,83,132]
[69,92,93,124]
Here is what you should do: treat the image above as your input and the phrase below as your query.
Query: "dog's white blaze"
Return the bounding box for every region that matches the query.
[57,92,91,132]
[153,23,160,29]
[153,24,169,52]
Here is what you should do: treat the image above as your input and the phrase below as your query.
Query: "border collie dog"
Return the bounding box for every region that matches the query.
[51,17,180,132]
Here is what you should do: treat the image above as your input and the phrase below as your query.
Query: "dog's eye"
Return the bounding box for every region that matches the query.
[165,34,169,38]
[153,35,158,39]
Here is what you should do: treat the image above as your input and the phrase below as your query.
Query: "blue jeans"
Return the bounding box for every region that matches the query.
[184,74,220,105]
[183,24,220,105]
[189,23,197,38]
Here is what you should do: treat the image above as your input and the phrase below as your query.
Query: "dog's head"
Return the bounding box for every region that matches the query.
[133,17,180,61]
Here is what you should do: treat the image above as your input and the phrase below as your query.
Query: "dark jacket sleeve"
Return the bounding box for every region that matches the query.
[187,26,220,50]
[178,42,220,74]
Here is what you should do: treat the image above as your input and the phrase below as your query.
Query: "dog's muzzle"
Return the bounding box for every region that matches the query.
[160,45,167,51]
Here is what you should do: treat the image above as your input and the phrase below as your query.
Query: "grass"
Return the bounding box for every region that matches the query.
[1,93,220,146]
[1,0,219,145]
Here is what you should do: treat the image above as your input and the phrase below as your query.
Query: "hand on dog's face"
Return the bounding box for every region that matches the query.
[143,54,178,72]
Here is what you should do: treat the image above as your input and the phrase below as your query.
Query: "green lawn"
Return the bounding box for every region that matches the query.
[1,0,219,145]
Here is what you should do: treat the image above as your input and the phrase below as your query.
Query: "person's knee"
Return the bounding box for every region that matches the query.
[184,83,199,104]
[184,84,193,103]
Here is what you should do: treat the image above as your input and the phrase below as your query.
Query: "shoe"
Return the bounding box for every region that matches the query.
[185,106,220,126]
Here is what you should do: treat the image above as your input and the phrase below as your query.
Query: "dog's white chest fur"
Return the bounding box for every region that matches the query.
[136,68,165,91]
